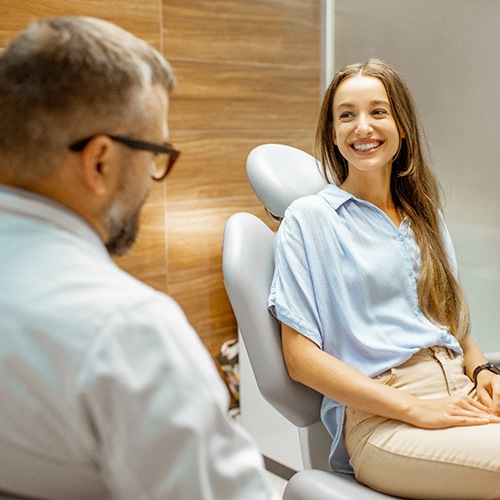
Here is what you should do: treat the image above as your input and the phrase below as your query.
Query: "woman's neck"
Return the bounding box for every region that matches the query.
[340,173,402,226]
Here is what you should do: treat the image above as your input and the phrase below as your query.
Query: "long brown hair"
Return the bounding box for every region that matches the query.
[316,59,470,343]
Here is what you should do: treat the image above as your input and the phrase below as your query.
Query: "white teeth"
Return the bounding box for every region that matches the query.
[352,142,381,151]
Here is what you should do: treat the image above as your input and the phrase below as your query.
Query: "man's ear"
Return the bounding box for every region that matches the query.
[78,135,115,195]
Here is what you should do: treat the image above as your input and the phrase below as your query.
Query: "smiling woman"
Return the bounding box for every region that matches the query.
[269,59,500,499]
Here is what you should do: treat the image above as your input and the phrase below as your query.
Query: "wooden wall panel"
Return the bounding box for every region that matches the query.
[166,196,276,272]
[163,0,321,357]
[163,0,319,66]
[0,0,162,49]
[166,131,318,203]
[169,60,318,132]
[167,198,279,356]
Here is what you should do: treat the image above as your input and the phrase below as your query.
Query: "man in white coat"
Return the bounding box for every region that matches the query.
[0,16,276,499]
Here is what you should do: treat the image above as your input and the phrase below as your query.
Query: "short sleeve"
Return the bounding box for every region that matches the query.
[268,206,324,348]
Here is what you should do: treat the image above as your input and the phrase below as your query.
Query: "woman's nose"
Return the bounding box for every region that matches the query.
[355,113,373,136]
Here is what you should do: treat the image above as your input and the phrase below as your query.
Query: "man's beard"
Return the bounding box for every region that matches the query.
[105,205,141,256]
[103,159,149,256]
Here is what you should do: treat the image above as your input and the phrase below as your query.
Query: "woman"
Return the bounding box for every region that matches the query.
[268,60,500,499]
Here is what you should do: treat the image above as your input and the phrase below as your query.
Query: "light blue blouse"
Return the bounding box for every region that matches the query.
[268,184,462,474]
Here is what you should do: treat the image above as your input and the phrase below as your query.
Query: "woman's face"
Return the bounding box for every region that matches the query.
[332,75,402,178]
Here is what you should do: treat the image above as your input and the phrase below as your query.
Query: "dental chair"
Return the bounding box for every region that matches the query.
[222,144,400,499]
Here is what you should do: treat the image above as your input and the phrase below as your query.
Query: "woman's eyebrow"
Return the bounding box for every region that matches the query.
[335,102,355,109]
[335,99,390,111]
[370,99,390,107]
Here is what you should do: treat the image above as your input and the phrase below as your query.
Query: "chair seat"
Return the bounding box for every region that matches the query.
[283,470,402,500]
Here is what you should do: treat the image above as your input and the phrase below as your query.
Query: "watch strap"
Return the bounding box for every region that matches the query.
[472,362,500,388]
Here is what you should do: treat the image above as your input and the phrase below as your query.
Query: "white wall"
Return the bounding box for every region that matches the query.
[329,0,500,353]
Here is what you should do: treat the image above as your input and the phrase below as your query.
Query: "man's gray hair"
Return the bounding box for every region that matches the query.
[0,16,176,182]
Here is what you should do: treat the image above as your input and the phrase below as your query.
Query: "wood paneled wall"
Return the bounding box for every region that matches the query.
[0,0,321,358]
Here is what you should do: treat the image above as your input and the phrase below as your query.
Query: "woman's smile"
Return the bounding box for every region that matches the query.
[350,140,383,153]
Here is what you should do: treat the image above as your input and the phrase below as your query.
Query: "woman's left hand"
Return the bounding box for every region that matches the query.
[462,337,500,416]
[475,369,500,416]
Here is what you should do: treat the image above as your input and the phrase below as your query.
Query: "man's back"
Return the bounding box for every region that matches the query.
[0,186,273,499]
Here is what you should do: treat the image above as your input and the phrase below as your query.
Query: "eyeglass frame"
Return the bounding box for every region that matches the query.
[69,134,181,181]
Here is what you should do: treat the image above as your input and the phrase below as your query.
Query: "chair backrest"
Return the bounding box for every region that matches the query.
[223,212,322,426]
[246,143,328,219]
[222,143,331,469]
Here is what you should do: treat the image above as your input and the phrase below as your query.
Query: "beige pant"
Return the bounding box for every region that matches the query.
[344,346,500,499]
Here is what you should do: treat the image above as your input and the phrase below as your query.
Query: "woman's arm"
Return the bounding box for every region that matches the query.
[282,323,500,427]
[462,336,500,415]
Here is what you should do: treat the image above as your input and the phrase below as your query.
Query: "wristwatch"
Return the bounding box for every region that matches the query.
[472,362,500,388]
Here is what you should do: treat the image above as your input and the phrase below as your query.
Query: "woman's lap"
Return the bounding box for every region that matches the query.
[344,347,500,499]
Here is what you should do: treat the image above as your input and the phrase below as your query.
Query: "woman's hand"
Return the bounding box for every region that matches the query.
[475,369,500,416]
[405,394,500,429]
[282,325,500,428]
[461,337,500,416]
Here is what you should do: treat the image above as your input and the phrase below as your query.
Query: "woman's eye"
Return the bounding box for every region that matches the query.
[339,111,353,120]
[372,108,389,117]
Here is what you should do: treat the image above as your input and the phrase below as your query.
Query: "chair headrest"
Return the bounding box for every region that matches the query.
[246,143,328,220]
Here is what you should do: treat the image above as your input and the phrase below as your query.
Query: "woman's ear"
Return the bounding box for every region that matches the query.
[332,128,337,145]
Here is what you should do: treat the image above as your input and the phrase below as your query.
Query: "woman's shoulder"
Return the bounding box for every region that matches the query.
[286,183,347,217]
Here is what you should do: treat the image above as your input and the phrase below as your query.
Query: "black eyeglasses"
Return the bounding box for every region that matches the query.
[69,134,181,181]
